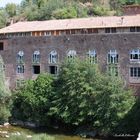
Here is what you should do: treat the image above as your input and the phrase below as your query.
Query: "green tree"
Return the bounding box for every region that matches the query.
[50,59,135,133]
[52,7,77,19]
[12,73,54,125]
[0,55,11,124]
[0,9,7,28]
[5,3,17,17]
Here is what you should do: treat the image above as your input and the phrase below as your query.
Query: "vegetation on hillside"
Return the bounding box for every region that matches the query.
[11,59,135,134]
[0,0,140,28]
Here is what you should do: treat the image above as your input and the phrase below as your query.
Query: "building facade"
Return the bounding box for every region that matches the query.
[0,15,140,89]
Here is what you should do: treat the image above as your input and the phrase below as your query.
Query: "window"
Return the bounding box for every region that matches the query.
[0,42,4,50]
[87,50,97,64]
[130,67,140,78]
[67,50,76,62]
[17,51,24,63]
[33,50,40,63]
[0,63,4,72]
[49,50,58,64]
[130,27,140,32]
[130,49,140,62]
[17,65,24,74]
[105,28,116,33]
[111,28,117,33]
[33,65,40,74]
[108,66,118,76]
[137,27,140,32]
[45,31,51,36]
[107,50,118,64]
[16,79,25,88]
[49,66,58,75]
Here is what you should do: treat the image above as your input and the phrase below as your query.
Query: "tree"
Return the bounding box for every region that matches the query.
[12,73,54,125]
[0,55,11,124]
[5,3,17,17]
[0,9,8,28]
[50,59,135,133]
[52,7,77,19]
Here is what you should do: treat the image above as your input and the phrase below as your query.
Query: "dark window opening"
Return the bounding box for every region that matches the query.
[137,27,140,32]
[130,67,140,78]
[0,42,4,50]
[105,28,110,33]
[111,28,116,33]
[130,27,135,32]
[49,66,57,74]
[33,65,40,74]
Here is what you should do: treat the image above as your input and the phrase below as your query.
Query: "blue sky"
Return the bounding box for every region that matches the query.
[0,0,22,7]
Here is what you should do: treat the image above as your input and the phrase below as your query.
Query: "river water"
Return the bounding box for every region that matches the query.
[0,125,100,140]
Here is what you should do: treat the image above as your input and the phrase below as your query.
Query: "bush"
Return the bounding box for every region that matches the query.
[50,59,135,133]
[12,59,135,134]
[52,7,77,19]
[11,73,54,126]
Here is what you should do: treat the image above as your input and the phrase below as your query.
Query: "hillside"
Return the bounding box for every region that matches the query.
[0,0,140,29]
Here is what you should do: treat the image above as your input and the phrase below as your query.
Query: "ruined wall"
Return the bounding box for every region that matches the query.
[0,33,140,88]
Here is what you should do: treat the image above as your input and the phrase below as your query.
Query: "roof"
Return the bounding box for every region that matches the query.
[0,15,140,34]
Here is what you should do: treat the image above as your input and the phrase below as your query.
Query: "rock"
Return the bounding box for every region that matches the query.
[11,120,24,126]
[3,122,10,126]
[26,135,32,138]
[24,122,36,128]
[5,135,9,138]
[16,132,21,136]
[0,131,8,134]
[137,132,140,140]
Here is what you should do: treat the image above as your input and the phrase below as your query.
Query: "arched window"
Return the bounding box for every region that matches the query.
[130,49,140,62]
[67,50,76,61]
[32,50,40,63]
[107,50,118,64]
[87,50,97,64]
[17,51,24,63]
[16,65,24,74]
[49,50,58,64]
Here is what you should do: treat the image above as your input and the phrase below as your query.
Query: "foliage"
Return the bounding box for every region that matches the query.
[11,73,54,125]
[114,97,140,135]
[52,7,77,19]
[0,56,11,124]
[11,59,135,134]
[92,6,109,16]
[5,3,17,17]
[0,9,8,28]
[50,59,134,133]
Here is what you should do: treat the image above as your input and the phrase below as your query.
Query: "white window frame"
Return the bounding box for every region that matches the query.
[49,50,58,64]
[17,65,24,74]
[107,50,118,64]
[17,51,24,63]
[108,65,118,76]
[33,50,40,63]
[130,67,140,78]
[87,50,97,64]
[130,49,140,63]
[16,79,25,88]
[67,50,76,61]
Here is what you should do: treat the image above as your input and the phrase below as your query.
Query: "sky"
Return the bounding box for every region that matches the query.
[0,0,22,7]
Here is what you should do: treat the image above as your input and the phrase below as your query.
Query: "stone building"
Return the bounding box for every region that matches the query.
[0,15,140,89]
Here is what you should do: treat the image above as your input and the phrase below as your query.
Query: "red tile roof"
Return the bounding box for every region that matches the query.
[0,15,140,34]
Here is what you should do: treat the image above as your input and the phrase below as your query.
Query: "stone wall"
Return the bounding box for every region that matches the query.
[0,33,140,89]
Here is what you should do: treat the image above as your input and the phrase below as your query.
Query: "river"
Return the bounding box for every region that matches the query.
[0,125,101,140]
